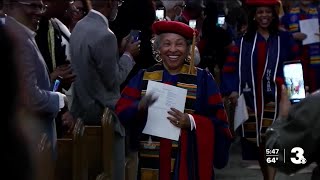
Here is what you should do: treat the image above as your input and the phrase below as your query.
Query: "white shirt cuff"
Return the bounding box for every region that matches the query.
[188,114,196,131]
[123,52,135,65]
[55,92,66,109]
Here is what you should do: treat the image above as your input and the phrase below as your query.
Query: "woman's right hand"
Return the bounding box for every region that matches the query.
[138,94,158,111]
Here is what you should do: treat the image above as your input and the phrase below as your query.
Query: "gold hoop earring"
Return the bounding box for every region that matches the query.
[185,55,191,64]
[154,50,162,63]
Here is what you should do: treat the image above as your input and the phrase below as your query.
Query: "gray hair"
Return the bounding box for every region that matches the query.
[162,0,184,11]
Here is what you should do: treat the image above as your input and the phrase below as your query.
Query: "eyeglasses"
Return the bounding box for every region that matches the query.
[17,1,47,13]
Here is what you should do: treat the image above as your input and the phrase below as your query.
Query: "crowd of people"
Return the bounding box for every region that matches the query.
[2,0,320,180]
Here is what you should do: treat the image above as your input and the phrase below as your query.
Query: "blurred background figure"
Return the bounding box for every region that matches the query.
[2,22,34,180]
[176,0,205,34]
[110,0,156,90]
[161,0,185,21]
[62,0,90,32]
[39,0,73,60]
[0,0,5,24]
[224,0,248,40]
[198,1,233,84]
[3,22,55,180]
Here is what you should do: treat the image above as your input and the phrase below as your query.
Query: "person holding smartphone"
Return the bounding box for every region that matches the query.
[198,1,233,83]
[266,86,320,180]
[36,0,77,138]
[161,0,184,21]
[220,0,300,179]
[281,0,320,93]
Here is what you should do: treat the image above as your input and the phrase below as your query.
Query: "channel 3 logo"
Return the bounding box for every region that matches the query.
[290,147,307,165]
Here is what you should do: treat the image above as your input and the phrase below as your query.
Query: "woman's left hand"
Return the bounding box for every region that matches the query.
[167,108,191,129]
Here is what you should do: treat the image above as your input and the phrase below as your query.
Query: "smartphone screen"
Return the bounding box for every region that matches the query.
[283,61,306,103]
[53,76,63,92]
[189,19,196,29]
[217,16,225,27]
[156,9,164,21]
[130,30,141,42]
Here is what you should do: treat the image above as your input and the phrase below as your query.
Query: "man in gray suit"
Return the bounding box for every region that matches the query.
[70,0,140,179]
[3,0,68,156]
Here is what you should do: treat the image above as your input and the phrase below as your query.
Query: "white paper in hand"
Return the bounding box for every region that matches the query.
[234,94,249,131]
[299,18,320,45]
[142,80,187,141]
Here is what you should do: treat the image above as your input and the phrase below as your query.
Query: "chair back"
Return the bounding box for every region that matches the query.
[36,133,54,180]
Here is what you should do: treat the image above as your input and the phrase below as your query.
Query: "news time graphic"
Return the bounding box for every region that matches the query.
[265,149,280,163]
[265,147,307,165]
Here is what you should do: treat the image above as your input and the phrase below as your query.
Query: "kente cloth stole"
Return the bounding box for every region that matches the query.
[141,63,197,114]
[48,20,56,70]
[288,6,320,66]
[139,63,197,175]
[238,34,279,145]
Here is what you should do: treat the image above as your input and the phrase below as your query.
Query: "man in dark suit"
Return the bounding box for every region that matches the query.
[3,0,67,156]
[0,0,4,23]
[36,0,76,138]
[70,0,140,179]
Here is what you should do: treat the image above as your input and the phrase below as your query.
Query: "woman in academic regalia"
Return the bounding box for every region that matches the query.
[221,0,299,179]
[116,21,233,180]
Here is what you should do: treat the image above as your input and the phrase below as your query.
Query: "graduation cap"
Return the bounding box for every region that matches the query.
[152,21,199,74]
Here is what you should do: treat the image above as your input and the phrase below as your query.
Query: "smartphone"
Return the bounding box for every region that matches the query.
[217,15,225,27]
[53,76,63,92]
[130,30,141,42]
[283,61,306,103]
[156,9,165,21]
[189,19,197,29]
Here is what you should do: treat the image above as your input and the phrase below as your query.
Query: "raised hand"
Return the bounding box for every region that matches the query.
[138,93,158,112]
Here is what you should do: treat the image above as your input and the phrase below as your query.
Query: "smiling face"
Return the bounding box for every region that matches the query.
[159,33,189,73]
[254,6,274,29]
[14,0,45,31]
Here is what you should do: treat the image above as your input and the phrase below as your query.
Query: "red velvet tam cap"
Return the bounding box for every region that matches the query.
[152,21,199,40]
[246,0,280,6]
